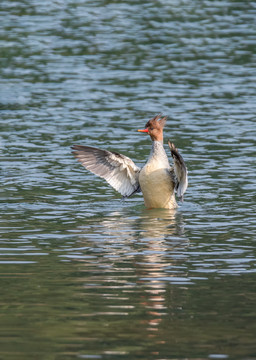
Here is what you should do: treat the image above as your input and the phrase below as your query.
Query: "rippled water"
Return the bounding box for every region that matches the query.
[1,1,256,359]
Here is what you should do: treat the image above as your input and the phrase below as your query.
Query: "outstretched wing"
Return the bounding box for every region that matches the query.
[168,141,188,202]
[71,145,141,197]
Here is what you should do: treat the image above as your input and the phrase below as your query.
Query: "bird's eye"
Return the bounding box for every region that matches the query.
[150,127,153,131]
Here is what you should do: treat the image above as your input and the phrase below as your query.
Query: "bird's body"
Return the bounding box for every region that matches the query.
[72,115,188,209]
[139,141,177,209]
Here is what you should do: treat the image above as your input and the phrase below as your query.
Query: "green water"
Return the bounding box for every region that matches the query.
[1,1,256,359]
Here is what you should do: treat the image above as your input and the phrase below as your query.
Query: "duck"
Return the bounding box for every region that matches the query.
[71,114,188,209]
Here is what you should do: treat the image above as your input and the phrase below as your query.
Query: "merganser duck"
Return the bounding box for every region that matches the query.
[72,115,188,209]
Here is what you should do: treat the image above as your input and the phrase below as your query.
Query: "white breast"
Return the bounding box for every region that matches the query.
[139,142,177,209]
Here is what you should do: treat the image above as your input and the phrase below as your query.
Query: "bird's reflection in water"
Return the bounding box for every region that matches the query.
[120,208,189,344]
[101,207,186,239]
[76,207,190,348]
[77,206,189,273]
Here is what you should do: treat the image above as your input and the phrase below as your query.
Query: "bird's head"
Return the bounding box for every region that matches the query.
[138,114,167,142]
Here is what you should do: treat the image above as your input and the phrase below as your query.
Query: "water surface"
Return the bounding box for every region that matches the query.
[1,1,256,359]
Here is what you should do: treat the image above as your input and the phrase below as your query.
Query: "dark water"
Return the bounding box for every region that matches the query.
[1,1,256,359]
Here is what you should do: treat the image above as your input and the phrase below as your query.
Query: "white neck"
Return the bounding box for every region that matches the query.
[147,141,169,166]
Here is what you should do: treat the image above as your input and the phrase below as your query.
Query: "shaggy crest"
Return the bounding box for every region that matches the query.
[145,114,167,130]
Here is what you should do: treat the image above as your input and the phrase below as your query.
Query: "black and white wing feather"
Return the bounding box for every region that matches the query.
[71,145,141,197]
[168,141,188,202]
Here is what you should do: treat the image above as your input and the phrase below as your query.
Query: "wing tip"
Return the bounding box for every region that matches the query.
[71,145,81,159]
[71,144,83,151]
[168,140,179,157]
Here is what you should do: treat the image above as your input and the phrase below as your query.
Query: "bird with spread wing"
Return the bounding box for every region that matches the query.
[72,115,188,209]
